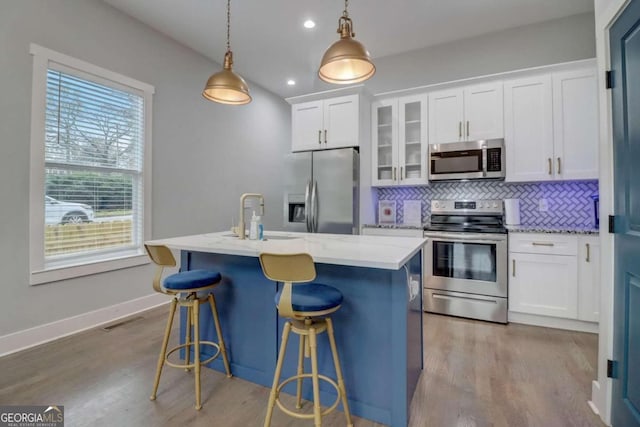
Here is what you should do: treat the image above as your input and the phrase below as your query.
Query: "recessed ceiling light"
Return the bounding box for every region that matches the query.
[287,79,296,86]
[303,19,316,29]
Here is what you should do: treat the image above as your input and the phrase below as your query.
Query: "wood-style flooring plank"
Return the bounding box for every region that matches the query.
[0,307,603,426]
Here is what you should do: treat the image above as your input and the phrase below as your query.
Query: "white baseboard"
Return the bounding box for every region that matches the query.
[589,380,601,416]
[508,311,599,333]
[0,293,168,357]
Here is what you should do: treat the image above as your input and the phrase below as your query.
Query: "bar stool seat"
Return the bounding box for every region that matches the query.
[274,283,343,312]
[260,252,353,427]
[145,244,232,410]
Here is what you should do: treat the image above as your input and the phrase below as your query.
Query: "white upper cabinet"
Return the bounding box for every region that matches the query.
[504,75,555,182]
[428,82,503,145]
[292,100,324,152]
[464,83,504,141]
[372,95,428,186]
[552,69,599,180]
[505,65,599,182]
[428,89,463,144]
[291,94,359,152]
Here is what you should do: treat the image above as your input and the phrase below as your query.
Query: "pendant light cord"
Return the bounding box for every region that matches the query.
[226,0,231,52]
[343,0,349,17]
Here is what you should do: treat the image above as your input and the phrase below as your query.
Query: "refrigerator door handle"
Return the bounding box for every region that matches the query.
[304,180,312,232]
[311,180,319,233]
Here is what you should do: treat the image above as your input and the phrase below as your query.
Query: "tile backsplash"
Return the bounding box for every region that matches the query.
[376,180,599,227]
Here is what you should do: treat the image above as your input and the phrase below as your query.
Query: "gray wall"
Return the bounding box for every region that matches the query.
[361,12,596,95]
[0,0,289,336]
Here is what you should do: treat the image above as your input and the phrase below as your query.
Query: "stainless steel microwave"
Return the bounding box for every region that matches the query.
[428,139,505,181]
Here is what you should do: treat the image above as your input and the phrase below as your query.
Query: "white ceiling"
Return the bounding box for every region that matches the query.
[102,0,594,98]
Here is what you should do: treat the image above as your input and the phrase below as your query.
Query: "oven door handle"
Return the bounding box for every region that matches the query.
[424,232,507,243]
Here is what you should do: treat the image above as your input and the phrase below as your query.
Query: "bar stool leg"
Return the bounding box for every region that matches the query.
[264,321,292,427]
[184,305,192,372]
[308,327,322,427]
[295,334,305,409]
[150,298,177,401]
[326,318,353,427]
[193,301,202,410]
[208,293,232,377]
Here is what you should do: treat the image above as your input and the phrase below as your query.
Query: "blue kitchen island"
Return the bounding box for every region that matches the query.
[147,231,425,426]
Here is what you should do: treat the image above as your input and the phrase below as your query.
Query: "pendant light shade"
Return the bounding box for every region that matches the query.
[318,1,375,84]
[203,51,251,104]
[202,0,251,105]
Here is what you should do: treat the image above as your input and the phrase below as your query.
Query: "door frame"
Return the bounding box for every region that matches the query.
[591,0,634,425]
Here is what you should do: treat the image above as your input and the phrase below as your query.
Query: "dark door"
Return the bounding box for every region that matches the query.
[610,1,640,425]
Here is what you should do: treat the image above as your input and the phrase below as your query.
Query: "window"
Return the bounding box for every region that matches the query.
[29,44,154,284]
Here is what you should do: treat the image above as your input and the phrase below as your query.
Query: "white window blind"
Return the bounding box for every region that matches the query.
[43,66,145,264]
[30,44,153,284]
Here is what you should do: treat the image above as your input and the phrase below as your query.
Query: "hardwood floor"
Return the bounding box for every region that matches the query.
[0,307,603,427]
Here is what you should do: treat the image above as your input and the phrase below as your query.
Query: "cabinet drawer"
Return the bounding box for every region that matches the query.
[509,233,577,256]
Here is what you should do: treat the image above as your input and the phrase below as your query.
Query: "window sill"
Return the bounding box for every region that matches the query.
[30,252,150,285]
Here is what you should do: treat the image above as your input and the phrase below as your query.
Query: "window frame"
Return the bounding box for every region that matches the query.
[29,44,154,285]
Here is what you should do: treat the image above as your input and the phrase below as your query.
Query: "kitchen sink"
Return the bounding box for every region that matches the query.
[219,233,298,241]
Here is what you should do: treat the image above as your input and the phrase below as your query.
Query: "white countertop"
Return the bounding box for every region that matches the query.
[147,231,427,270]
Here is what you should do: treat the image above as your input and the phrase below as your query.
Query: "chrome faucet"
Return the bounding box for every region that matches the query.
[237,193,265,240]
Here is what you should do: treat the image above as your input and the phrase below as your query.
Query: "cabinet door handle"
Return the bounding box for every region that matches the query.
[548,158,552,175]
[458,121,462,139]
[400,166,404,180]
[512,259,516,277]
[557,157,561,175]
[586,243,590,263]
[324,129,327,144]
[393,167,396,181]
[532,242,554,247]
[466,120,470,138]
[318,130,322,144]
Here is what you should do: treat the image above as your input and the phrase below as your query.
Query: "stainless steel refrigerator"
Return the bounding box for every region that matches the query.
[283,148,359,234]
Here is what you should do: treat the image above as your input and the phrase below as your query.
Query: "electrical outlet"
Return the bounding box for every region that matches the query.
[538,198,549,212]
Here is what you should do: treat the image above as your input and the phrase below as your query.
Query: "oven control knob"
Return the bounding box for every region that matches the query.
[493,202,499,208]
[478,202,484,209]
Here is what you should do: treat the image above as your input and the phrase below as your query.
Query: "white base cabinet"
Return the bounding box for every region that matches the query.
[578,235,600,322]
[508,233,599,329]
[509,252,578,318]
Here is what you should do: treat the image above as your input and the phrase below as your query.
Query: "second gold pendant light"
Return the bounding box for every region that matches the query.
[202,0,251,105]
[319,0,375,84]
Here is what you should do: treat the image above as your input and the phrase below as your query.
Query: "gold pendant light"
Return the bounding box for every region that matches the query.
[318,0,375,84]
[202,0,251,105]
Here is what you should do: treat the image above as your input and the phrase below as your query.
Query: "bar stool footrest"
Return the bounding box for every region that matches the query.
[274,373,342,419]
[165,341,221,369]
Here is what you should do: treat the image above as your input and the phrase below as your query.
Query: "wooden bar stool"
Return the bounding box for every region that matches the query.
[145,244,231,410]
[259,252,353,427]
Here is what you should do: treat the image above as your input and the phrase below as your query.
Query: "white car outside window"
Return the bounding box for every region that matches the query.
[45,196,95,224]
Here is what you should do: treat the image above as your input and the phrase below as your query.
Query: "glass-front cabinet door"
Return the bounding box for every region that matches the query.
[399,95,428,185]
[372,99,398,186]
[372,96,427,187]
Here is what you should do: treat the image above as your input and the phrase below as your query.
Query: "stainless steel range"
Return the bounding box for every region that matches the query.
[423,199,508,323]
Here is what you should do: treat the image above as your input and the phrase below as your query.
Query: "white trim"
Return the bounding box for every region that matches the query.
[373,58,597,98]
[30,254,149,285]
[29,43,155,94]
[508,312,599,333]
[28,44,154,285]
[0,293,168,357]
[591,1,632,424]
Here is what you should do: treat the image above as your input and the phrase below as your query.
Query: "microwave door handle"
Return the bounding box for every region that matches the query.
[482,148,487,177]
[305,180,312,232]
